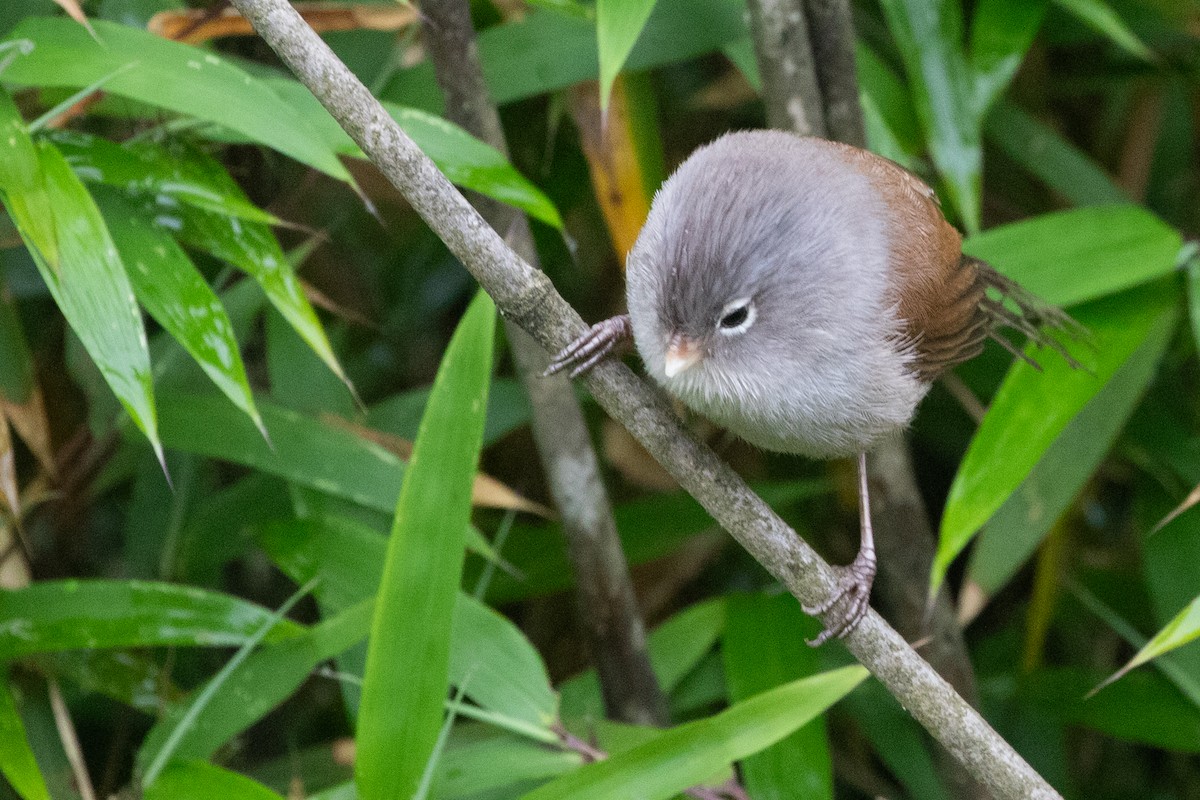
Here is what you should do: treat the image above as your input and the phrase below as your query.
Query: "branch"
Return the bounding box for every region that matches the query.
[801,0,866,147]
[223,1,1061,796]
[744,0,826,136]
[419,0,668,726]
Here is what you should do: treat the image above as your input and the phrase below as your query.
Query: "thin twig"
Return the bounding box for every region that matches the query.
[49,678,98,800]
[221,2,1061,795]
[419,0,668,727]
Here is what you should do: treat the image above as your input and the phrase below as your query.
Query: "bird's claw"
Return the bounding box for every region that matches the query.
[803,555,877,647]
[542,314,633,379]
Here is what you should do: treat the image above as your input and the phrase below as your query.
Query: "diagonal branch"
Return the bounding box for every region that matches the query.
[222,1,1061,797]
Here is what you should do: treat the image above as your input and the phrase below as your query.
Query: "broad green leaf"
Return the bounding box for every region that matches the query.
[0,671,50,800]
[722,594,832,800]
[472,481,826,604]
[965,293,1178,595]
[140,582,318,785]
[50,131,279,224]
[368,377,531,448]
[843,680,950,800]
[963,205,1183,307]
[1020,667,1200,752]
[153,199,349,390]
[1103,594,1200,690]
[936,281,1179,592]
[984,101,1129,207]
[310,726,581,800]
[96,191,262,434]
[356,291,496,800]
[0,580,302,659]
[519,667,867,800]
[223,78,562,229]
[559,599,726,720]
[855,44,923,165]
[968,0,1048,114]
[157,390,402,512]
[145,761,285,800]
[878,0,980,232]
[0,98,160,456]
[258,516,557,731]
[1069,581,1200,706]
[1053,0,1154,61]
[138,601,372,768]
[382,0,746,108]
[3,17,352,183]
[596,0,658,112]
[1188,253,1200,353]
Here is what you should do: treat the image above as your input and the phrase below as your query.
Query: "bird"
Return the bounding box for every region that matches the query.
[544,130,1081,645]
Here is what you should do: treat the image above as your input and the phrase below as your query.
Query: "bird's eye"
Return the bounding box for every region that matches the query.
[717,299,755,334]
[720,307,749,328]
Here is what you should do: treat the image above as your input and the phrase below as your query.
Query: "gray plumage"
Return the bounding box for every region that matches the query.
[625,130,927,458]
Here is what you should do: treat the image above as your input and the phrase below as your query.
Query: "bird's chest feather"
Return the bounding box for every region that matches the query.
[664,335,929,458]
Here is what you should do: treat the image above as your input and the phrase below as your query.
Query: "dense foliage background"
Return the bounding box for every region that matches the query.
[0,0,1198,798]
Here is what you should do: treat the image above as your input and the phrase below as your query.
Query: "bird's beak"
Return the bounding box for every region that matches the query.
[663,335,702,378]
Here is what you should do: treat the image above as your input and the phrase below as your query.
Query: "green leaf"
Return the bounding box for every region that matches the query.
[3,17,352,183]
[0,93,160,456]
[382,0,745,109]
[722,594,832,800]
[0,580,302,659]
[50,131,279,224]
[228,79,563,229]
[144,761,285,800]
[519,667,867,800]
[935,281,1179,593]
[0,671,51,800]
[137,600,372,769]
[153,200,349,391]
[1020,667,1200,752]
[96,190,263,434]
[596,0,658,112]
[1052,0,1154,61]
[559,599,726,720]
[968,0,1048,114]
[258,515,558,731]
[0,293,34,403]
[964,292,1178,595]
[878,0,980,232]
[1102,594,1200,691]
[356,291,496,800]
[157,390,402,513]
[963,205,1183,307]
[984,101,1129,208]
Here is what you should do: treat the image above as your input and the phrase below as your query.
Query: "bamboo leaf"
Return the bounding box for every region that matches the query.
[355,291,496,800]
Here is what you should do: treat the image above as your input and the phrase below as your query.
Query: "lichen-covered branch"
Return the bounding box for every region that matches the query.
[222,1,1061,795]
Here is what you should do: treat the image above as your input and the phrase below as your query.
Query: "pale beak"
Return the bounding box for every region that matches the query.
[663,335,702,378]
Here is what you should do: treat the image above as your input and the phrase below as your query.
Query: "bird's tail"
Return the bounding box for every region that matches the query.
[968,256,1089,371]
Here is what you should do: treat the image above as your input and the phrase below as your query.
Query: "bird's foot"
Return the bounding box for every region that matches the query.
[803,553,877,647]
[542,314,633,379]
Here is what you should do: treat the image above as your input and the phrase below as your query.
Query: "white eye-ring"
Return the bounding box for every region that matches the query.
[717,298,756,335]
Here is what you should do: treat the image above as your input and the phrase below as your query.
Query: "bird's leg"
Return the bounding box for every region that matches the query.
[804,451,878,646]
[542,314,634,379]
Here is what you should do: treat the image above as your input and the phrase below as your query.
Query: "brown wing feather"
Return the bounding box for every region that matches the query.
[832,145,989,380]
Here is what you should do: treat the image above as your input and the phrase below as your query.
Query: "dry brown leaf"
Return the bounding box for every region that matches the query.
[569,78,652,261]
[322,414,556,519]
[1151,480,1200,535]
[2,385,56,478]
[148,3,418,43]
[52,0,97,38]
[0,414,19,520]
[602,418,677,491]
